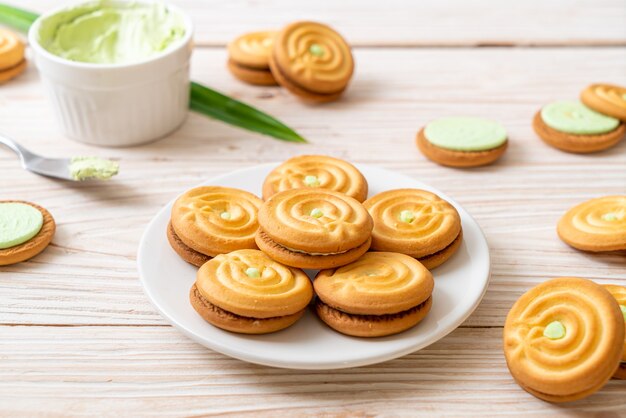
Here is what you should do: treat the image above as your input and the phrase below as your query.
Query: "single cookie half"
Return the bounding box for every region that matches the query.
[0,28,25,70]
[170,186,263,259]
[0,200,55,266]
[314,252,434,337]
[262,155,368,202]
[416,117,508,167]
[604,284,626,379]
[256,189,373,269]
[227,30,277,86]
[557,195,626,252]
[503,277,625,403]
[0,59,26,84]
[191,249,313,334]
[269,21,354,103]
[581,83,626,121]
[363,189,462,269]
[533,101,625,153]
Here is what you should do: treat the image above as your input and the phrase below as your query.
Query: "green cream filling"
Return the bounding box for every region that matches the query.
[424,116,507,151]
[543,321,566,340]
[540,101,619,135]
[69,157,119,181]
[0,203,44,249]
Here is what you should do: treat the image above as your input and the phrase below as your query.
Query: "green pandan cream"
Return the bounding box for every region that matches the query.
[37,1,186,64]
[69,157,119,180]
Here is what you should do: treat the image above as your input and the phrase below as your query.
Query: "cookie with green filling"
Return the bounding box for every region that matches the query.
[533,101,625,153]
[416,117,508,167]
[0,201,55,266]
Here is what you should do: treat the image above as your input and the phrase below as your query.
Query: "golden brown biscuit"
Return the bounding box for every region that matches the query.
[166,222,211,267]
[170,186,262,259]
[191,249,313,334]
[262,155,368,202]
[256,189,373,269]
[227,30,277,86]
[363,189,462,269]
[581,84,626,121]
[269,21,354,103]
[503,277,625,402]
[533,110,625,154]
[0,28,25,70]
[604,284,626,379]
[0,59,26,84]
[0,201,55,266]
[557,195,626,252]
[314,252,434,337]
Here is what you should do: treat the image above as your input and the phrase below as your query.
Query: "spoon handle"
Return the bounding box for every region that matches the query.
[0,133,35,165]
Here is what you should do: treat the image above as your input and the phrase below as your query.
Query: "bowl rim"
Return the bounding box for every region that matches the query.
[27,0,194,71]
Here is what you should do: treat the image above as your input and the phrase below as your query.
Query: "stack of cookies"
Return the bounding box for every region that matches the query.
[0,28,27,84]
[227,22,354,103]
[168,154,464,337]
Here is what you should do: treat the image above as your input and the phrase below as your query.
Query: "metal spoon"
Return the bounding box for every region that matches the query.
[0,133,118,181]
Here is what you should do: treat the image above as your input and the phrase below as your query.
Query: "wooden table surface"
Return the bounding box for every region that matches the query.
[1,1,625,416]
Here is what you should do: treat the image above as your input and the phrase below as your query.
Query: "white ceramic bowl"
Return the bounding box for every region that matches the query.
[28,2,194,147]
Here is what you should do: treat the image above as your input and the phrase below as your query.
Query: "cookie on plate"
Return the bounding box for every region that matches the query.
[503,277,625,403]
[533,101,625,153]
[416,117,508,167]
[314,252,434,337]
[169,186,263,266]
[363,189,462,269]
[190,249,313,334]
[227,30,277,86]
[256,189,373,269]
[604,284,626,379]
[581,84,626,121]
[262,155,368,202]
[269,21,354,103]
[557,195,626,252]
[0,28,27,84]
[0,201,55,266]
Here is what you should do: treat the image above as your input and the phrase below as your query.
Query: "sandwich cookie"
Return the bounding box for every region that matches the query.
[227,30,277,86]
[604,284,626,379]
[0,201,55,266]
[416,117,508,167]
[363,189,462,269]
[581,84,626,121]
[269,21,354,103]
[0,28,26,84]
[557,195,626,252]
[262,154,368,202]
[256,189,373,269]
[190,249,313,334]
[503,277,625,402]
[533,101,625,153]
[314,252,434,337]
[169,186,263,266]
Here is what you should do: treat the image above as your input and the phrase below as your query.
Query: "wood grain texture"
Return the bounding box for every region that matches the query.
[18,0,626,46]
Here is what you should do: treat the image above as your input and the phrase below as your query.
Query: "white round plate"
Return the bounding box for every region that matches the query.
[137,163,490,369]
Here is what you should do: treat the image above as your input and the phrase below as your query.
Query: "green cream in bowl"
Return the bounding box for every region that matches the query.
[28,1,193,147]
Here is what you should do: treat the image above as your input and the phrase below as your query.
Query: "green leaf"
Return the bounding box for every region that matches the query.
[0,3,307,143]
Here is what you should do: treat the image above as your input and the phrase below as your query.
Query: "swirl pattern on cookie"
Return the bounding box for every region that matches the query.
[274,21,353,93]
[228,30,275,68]
[364,189,461,258]
[171,186,262,256]
[581,84,626,121]
[0,28,24,70]
[196,249,312,318]
[315,252,434,315]
[259,189,373,253]
[263,155,367,201]
[504,277,625,401]
[557,195,626,252]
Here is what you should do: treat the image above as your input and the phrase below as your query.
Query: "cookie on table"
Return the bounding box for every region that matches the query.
[227,30,277,86]
[581,84,626,121]
[533,101,625,153]
[503,277,625,403]
[256,189,373,269]
[269,21,354,103]
[557,195,626,252]
[262,155,368,202]
[604,284,626,379]
[416,117,508,167]
[169,186,263,267]
[0,201,55,266]
[190,249,313,334]
[314,252,434,337]
[363,189,462,269]
[0,28,27,84]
